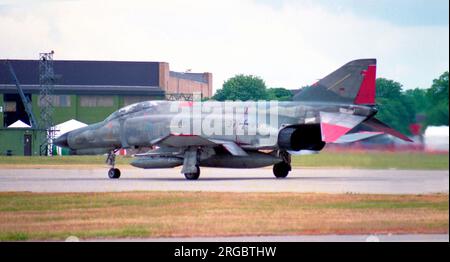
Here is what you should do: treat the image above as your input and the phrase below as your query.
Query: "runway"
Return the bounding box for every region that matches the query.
[0,167,448,194]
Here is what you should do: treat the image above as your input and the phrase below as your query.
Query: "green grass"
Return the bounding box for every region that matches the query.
[0,227,151,241]
[0,155,132,166]
[1,232,29,241]
[291,151,449,170]
[318,200,449,210]
[0,192,194,212]
[33,226,152,240]
[0,151,448,169]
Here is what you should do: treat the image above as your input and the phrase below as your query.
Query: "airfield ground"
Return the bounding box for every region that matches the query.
[0,191,447,241]
[0,151,448,170]
[0,151,448,241]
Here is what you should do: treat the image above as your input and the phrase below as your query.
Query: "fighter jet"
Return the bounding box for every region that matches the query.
[53,59,412,180]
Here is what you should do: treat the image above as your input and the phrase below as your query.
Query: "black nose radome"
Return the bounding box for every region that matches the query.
[53,132,69,148]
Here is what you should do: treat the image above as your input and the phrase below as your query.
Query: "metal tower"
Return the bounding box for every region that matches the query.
[39,51,56,156]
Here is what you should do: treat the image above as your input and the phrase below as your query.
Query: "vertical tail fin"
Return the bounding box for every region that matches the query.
[293,59,377,105]
[353,63,376,105]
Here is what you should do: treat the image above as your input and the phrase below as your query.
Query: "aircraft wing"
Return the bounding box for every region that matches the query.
[135,146,183,157]
[151,134,248,156]
[210,139,248,156]
[152,134,216,147]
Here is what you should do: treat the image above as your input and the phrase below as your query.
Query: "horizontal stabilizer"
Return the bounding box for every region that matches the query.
[361,118,413,142]
[334,131,383,143]
[320,112,366,143]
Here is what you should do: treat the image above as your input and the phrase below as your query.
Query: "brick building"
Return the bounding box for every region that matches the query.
[0,59,212,155]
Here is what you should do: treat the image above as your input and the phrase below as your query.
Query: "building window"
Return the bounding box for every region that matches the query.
[123,96,152,106]
[58,95,71,107]
[79,96,96,107]
[4,101,16,112]
[38,95,71,107]
[80,96,114,107]
[97,96,114,107]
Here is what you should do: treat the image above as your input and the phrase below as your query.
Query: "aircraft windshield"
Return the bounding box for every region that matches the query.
[105,101,156,121]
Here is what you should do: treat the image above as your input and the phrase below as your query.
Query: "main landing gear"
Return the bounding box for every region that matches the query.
[184,165,200,180]
[273,162,291,178]
[106,150,121,179]
[273,151,291,178]
[182,147,201,180]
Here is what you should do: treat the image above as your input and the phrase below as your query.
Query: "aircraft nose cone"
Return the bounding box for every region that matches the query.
[53,132,69,148]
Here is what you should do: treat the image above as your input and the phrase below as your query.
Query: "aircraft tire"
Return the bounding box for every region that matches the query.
[184,166,200,180]
[273,162,290,178]
[108,168,121,179]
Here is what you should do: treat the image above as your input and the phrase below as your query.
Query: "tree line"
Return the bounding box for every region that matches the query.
[212,71,449,135]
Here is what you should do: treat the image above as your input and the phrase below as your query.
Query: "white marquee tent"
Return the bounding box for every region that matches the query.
[52,119,88,155]
[7,120,31,128]
[423,126,449,152]
[53,119,87,138]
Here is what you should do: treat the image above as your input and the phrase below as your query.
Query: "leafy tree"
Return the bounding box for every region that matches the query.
[213,75,267,101]
[425,71,449,126]
[266,87,293,101]
[405,88,429,114]
[375,78,416,135]
[376,78,403,99]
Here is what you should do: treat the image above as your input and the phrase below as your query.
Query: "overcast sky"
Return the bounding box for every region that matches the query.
[0,0,448,93]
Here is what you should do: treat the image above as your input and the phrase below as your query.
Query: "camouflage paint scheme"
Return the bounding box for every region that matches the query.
[54,59,411,179]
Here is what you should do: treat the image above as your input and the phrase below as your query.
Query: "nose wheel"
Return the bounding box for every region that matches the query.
[108,168,121,179]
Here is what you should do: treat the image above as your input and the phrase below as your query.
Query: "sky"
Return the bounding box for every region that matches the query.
[0,0,448,93]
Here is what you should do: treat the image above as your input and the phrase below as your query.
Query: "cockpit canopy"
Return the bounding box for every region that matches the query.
[105,101,158,121]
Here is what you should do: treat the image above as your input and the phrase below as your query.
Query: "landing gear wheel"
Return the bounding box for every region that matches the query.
[184,166,200,180]
[273,162,291,178]
[108,168,121,179]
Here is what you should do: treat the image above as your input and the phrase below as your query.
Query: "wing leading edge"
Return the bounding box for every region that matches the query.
[152,134,248,156]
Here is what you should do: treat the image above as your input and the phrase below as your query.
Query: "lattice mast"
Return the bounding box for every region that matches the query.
[39,51,56,156]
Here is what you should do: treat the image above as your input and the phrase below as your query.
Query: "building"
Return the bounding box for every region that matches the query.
[0,59,212,155]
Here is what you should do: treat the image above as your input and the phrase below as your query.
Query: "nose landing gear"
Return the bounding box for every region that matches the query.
[106,150,121,179]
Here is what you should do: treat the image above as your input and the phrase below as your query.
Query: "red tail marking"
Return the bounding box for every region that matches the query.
[354,64,376,105]
[179,101,194,107]
[321,122,352,143]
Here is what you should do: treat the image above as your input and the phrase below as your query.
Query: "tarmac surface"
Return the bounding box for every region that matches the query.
[86,234,449,242]
[0,167,448,194]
